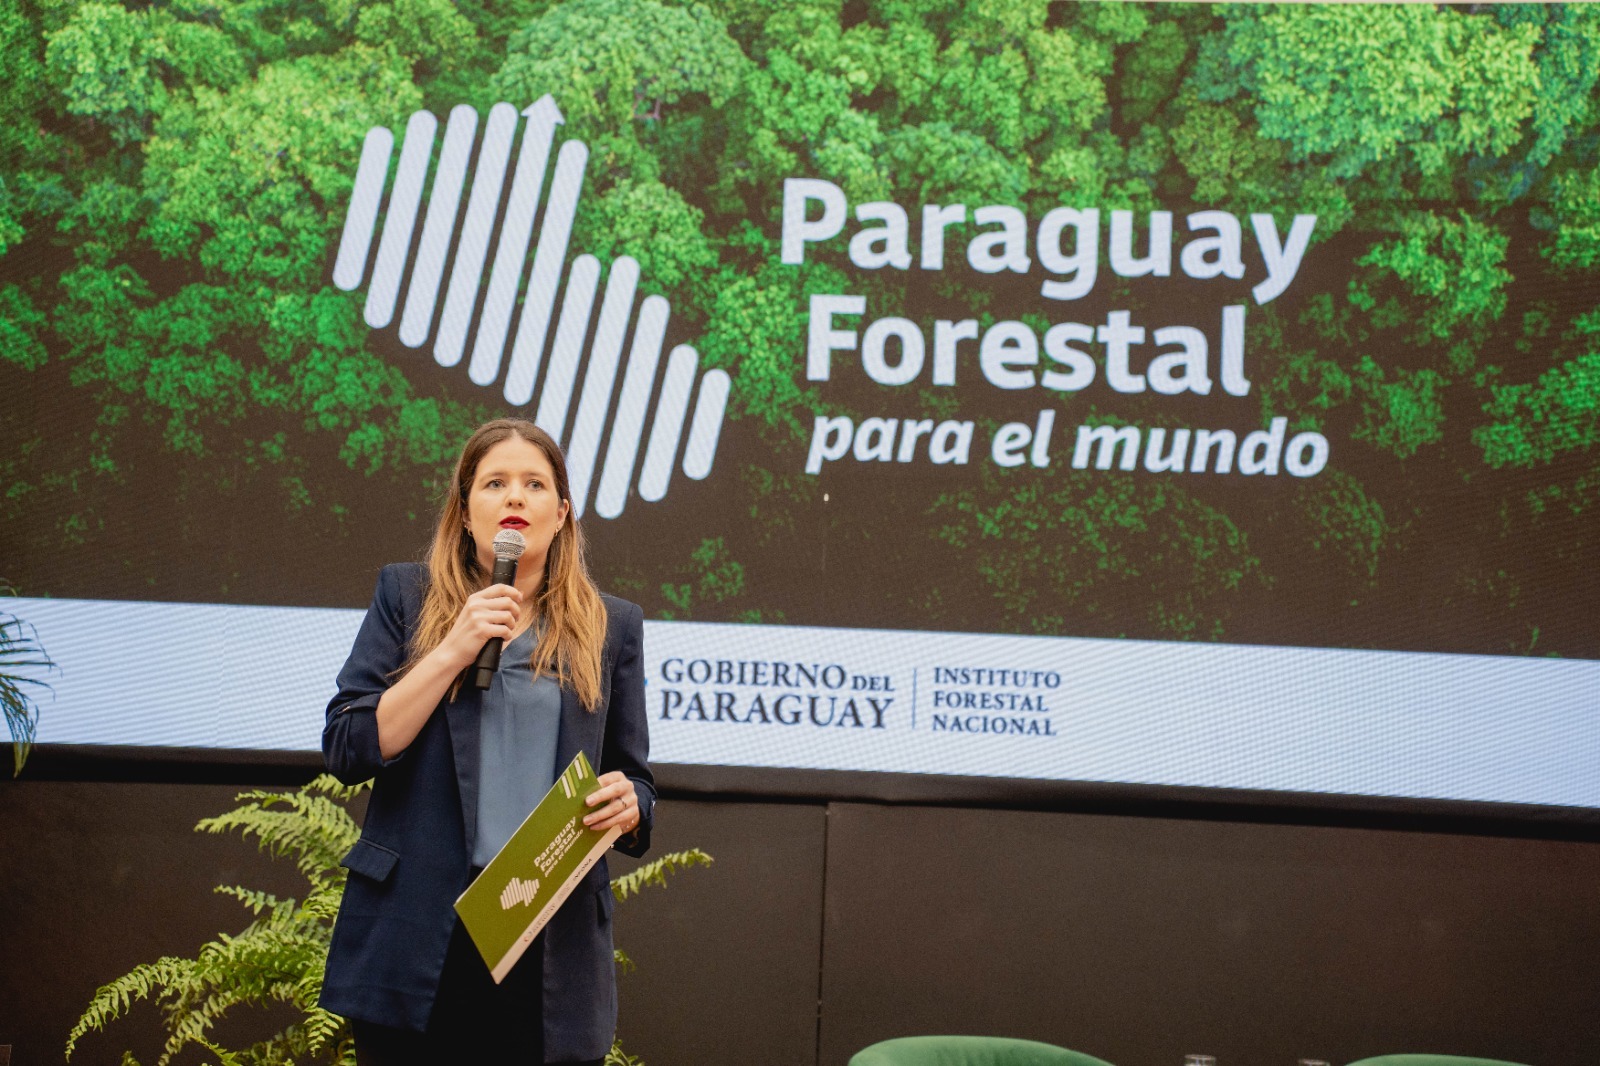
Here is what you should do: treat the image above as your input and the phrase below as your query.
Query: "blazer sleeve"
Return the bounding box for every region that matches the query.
[322,564,414,784]
[602,599,656,858]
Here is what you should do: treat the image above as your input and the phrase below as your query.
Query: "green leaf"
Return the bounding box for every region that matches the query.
[610,848,715,902]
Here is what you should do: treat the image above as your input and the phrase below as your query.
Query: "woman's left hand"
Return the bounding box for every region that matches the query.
[583,770,641,833]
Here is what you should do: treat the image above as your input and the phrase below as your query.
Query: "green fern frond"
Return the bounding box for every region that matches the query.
[614,948,635,974]
[305,773,371,801]
[300,884,345,922]
[190,927,326,1002]
[67,957,198,1058]
[216,885,293,918]
[301,1006,345,1055]
[146,925,328,1064]
[609,849,714,902]
[198,791,361,880]
[157,982,237,1065]
[235,1017,325,1065]
[192,1037,244,1066]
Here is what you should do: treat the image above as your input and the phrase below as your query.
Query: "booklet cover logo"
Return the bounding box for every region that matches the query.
[499,877,540,910]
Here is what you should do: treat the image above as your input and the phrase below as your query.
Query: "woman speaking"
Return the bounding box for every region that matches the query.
[320,418,654,1065]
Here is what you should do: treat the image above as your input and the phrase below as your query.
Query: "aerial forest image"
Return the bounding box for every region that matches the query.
[2,0,1597,659]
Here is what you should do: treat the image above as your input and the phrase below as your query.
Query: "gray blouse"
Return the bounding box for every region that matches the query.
[471,626,563,868]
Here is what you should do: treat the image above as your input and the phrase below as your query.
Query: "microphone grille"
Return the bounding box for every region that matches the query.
[491,528,527,560]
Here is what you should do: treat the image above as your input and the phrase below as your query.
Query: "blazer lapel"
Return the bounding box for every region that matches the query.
[554,685,602,773]
[445,686,483,858]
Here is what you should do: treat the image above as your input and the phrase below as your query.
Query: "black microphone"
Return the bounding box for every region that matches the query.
[472,528,526,689]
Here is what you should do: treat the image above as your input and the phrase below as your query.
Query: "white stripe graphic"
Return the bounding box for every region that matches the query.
[333,126,393,291]
[400,105,478,347]
[503,139,589,403]
[639,345,698,503]
[596,295,670,519]
[365,110,437,329]
[500,876,540,909]
[534,254,600,440]
[683,370,731,480]
[435,102,518,369]
[566,256,639,515]
[469,96,564,388]
[339,96,731,508]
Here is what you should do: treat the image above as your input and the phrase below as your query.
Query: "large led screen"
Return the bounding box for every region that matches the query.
[3,1,1598,810]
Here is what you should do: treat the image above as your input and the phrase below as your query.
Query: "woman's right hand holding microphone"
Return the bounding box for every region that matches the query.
[437,584,524,671]
[377,584,524,758]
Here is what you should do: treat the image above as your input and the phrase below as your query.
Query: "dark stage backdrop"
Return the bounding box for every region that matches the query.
[3,779,1598,1066]
[3,2,1599,809]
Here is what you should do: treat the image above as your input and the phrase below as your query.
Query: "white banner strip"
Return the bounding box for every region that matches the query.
[11,598,1600,808]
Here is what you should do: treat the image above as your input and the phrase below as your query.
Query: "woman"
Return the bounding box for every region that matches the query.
[321,418,654,1066]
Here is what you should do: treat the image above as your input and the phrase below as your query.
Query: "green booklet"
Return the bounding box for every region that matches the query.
[454,751,623,982]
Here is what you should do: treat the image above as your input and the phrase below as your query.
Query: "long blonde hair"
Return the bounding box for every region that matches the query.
[406,419,608,709]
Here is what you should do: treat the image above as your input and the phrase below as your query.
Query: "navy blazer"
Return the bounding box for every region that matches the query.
[320,562,655,1060]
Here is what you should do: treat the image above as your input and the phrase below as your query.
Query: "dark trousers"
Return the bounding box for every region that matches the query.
[353,919,604,1066]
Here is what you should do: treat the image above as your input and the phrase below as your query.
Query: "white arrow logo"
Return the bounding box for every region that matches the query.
[333,94,731,519]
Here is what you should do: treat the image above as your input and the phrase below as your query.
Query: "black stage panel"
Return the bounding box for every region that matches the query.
[609,798,828,1066]
[817,802,1600,1066]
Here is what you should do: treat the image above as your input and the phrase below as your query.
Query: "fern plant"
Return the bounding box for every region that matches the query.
[0,589,56,776]
[66,774,366,1066]
[67,776,712,1066]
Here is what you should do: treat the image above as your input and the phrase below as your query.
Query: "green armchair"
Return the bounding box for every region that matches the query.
[848,1036,1116,1066]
